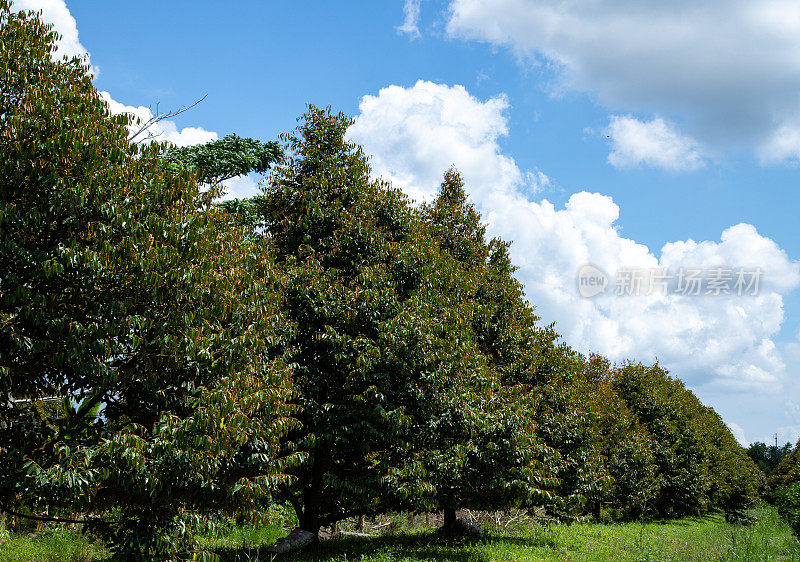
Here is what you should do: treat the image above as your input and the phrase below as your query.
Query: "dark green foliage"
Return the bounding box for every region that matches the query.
[775,481,800,538]
[582,355,659,520]
[162,133,281,185]
[699,409,763,523]
[535,362,611,520]
[537,354,760,523]
[0,5,296,558]
[767,440,800,493]
[422,167,489,266]
[260,112,558,538]
[769,440,800,535]
[610,362,761,520]
[612,362,711,517]
[164,135,280,232]
[262,107,480,534]
[415,168,560,523]
[218,196,267,231]
[747,441,793,475]
[164,133,280,231]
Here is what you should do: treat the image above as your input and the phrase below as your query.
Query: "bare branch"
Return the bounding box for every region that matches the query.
[127,95,208,144]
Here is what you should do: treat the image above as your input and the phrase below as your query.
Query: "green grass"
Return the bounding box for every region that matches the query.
[198,523,288,554]
[210,504,800,562]
[0,526,109,562]
[1,504,798,561]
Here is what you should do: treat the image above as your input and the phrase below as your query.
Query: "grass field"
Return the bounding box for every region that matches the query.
[1,504,798,561]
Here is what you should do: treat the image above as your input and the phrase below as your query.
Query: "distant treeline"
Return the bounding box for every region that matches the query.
[747,441,794,475]
[0,4,763,559]
[760,439,800,538]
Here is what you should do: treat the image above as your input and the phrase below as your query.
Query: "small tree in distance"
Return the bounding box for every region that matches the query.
[163,133,281,186]
[163,134,283,230]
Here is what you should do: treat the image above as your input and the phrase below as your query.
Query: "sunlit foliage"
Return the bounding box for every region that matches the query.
[0,4,296,557]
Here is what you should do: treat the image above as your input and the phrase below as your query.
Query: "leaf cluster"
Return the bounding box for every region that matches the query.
[162,134,281,186]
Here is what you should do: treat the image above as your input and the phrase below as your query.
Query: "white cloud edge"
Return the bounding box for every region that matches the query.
[605,115,706,172]
[11,0,99,76]
[397,0,421,39]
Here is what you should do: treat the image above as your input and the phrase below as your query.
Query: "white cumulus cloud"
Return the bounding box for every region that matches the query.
[99,92,264,200]
[349,81,800,395]
[759,119,800,163]
[606,115,705,172]
[100,92,262,200]
[15,1,221,152]
[349,80,530,204]
[219,175,261,201]
[778,426,800,445]
[445,0,800,164]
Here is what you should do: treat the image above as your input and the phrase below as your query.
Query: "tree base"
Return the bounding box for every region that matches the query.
[267,527,316,554]
[440,517,484,538]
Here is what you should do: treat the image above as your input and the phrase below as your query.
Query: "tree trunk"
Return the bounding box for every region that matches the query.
[271,450,325,556]
[300,489,320,535]
[443,507,457,531]
[299,447,325,536]
[441,507,483,538]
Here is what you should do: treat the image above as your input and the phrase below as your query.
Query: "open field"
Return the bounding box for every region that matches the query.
[1,504,798,561]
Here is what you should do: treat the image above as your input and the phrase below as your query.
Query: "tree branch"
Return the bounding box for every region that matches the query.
[127,95,208,144]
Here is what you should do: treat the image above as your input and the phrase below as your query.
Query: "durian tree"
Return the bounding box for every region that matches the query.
[0,4,297,558]
[259,109,535,537]
[417,168,562,529]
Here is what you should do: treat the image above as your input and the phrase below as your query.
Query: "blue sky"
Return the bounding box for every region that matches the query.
[21,0,800,446]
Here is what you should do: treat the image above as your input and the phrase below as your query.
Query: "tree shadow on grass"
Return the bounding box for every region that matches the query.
[216,532,494,561]
[651,513,719,526]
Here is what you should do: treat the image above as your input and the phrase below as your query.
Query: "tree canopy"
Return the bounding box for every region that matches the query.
[162,133,281,186]
[257,107,493,533]
[0,4,296,557]
[747,441,794,475]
